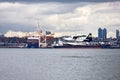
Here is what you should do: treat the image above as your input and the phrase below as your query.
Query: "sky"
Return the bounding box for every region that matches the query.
[0,0,120,37]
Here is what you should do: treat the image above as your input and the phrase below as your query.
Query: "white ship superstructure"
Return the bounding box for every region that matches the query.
[53,33,104,48]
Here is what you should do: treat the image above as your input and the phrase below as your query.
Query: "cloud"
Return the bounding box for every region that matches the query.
[0,0,119,3]
[0,2,120,37]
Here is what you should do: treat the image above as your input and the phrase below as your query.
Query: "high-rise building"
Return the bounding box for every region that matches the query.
[116,29,119,39]
[103,28,107,39]
[98,28,103,39]
[98,28,107,39]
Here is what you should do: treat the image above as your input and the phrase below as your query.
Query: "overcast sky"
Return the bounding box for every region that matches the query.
[0,0,120,37]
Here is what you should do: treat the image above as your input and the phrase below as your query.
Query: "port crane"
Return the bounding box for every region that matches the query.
[37,20,47,48]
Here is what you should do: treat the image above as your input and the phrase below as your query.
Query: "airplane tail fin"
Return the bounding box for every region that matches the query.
[84,33,92,42]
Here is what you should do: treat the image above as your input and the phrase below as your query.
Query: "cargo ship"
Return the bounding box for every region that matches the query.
[27,35,54,48]
[53,33,111,48]
[27,36,39,48]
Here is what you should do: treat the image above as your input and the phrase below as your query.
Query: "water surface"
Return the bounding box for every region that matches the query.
[0,49,120,80]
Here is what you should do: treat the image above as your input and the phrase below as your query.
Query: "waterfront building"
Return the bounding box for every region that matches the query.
[116,29,119,39]
[98,28,103,39]
[98,28,107,39]
[103,28,107,39]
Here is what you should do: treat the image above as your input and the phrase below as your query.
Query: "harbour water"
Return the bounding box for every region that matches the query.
[0,49,120,80]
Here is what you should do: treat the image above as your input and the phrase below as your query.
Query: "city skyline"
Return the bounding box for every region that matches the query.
[98,28,107,39]
[0,0,120,37]
[3,28,119,38]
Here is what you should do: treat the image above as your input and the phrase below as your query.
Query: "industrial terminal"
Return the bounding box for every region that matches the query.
[0,26,120,49]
